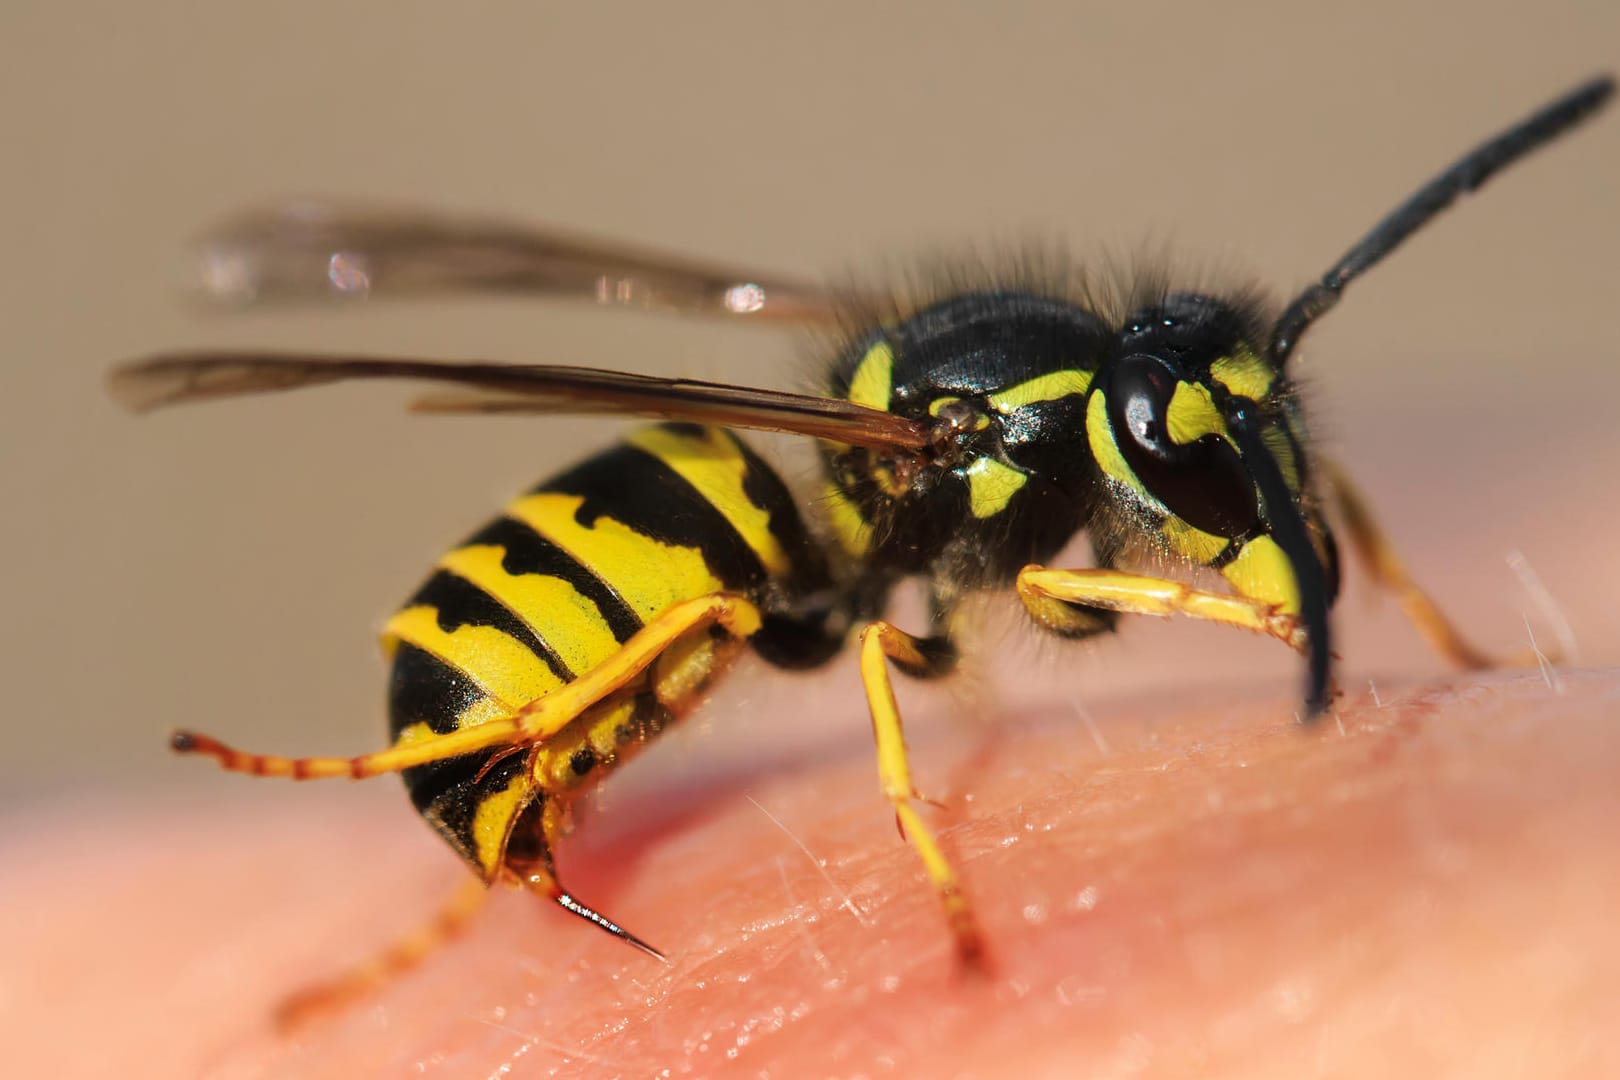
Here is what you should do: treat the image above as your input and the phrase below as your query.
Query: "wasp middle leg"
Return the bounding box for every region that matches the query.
[855,619,988,968]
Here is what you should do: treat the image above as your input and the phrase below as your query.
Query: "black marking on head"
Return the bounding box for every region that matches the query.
[1120,292,1273,377]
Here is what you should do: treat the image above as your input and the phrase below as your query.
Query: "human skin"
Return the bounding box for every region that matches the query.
[5,423,1618,1078]
[5,665,1617,1079]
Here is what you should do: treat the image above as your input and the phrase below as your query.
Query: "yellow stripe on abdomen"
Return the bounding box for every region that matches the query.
[506,493,726,624]
[383,605,566,709]
[437,545,624,678]
[626,426,790,577]
[470,768,534,877]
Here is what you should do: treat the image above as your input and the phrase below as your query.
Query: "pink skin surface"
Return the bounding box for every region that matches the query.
[5,666,1618,1078]
[5,418,1618,1079]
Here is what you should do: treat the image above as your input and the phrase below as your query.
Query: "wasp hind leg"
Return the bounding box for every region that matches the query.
[171,594,761,1024]
[272,876,491,1031]
[171,593,766,780]
[856,620,989,968]
[271,802,666,1031]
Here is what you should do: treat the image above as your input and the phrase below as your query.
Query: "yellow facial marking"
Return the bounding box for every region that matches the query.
[987,369,1092,413]
[383,605,565,708]
[824,482,871,557]
[1210,348,1275,401]
[627,425,790,576]
[1161,517,1228,564]
[438,545,622,678]
[965,457,1029,519]
[1221,535,1300,614]
[1164,382,1227,446]
[470,769,533,877]
[1262,423,1302,493]
[847,341,894,411]
[1168,374,1298,495]
[506,493,724,623]
[1086,390,1139,490]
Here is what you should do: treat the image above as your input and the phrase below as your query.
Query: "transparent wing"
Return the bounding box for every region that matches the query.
[190,200,855,324]
[108,351,930,452]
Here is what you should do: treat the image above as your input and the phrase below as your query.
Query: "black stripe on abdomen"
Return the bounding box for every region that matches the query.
[405,570,573,682]
[538,438,767,591]
[387,641,526,871]
[459,515,643,643]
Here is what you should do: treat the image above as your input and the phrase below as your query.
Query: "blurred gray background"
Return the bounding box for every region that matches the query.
[3,3,1616,799]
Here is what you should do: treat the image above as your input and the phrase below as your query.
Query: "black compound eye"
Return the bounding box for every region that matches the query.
[1112,353,1179,459]
[1106,353,1261,537]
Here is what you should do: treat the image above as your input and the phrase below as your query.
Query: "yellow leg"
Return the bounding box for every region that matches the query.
[173,593,764,779]
[274,876,490,1031]
[857,621,986,968]
[1321,459,1508,670]
[1017,566,1306,650]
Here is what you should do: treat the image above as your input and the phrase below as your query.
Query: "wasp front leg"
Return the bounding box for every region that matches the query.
[1017,566,1307,651]
[856,620,988,968]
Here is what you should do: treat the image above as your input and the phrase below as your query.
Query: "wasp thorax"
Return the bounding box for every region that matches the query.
[821,291,1113,584]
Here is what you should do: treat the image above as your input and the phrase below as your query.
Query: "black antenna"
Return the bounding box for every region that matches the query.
[1270,75,1614,366]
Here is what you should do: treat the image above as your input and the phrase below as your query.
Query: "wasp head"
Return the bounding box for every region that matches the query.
[1089,291,1339,712]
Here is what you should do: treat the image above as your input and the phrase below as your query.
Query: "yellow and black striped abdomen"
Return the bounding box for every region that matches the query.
[382,423,826,878]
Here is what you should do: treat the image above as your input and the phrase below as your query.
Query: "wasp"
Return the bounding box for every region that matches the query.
[111,76,1612,1024]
